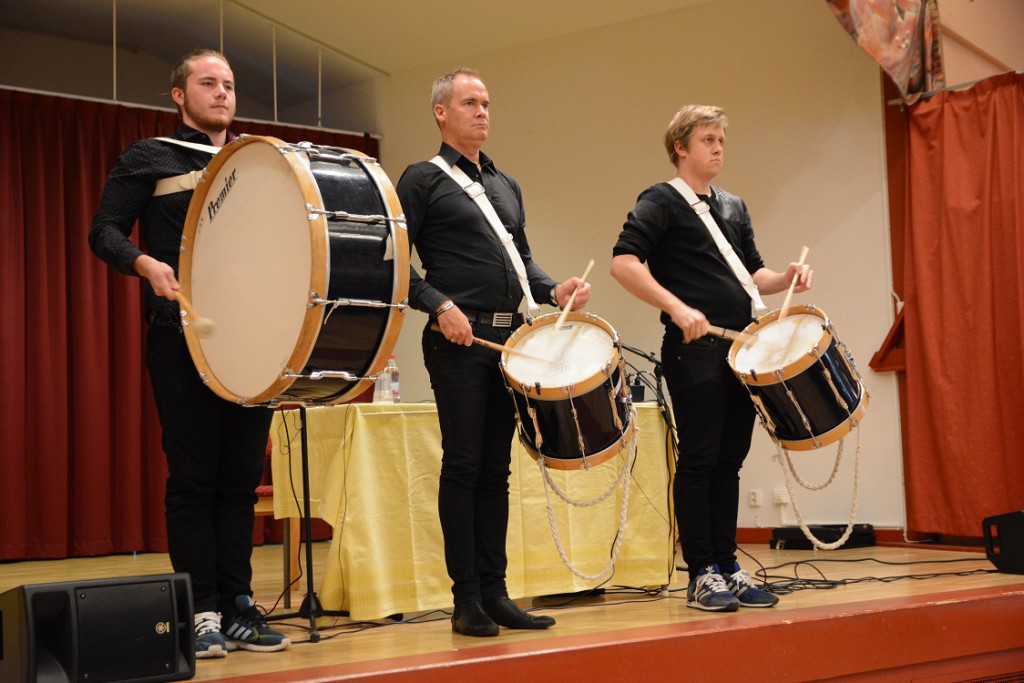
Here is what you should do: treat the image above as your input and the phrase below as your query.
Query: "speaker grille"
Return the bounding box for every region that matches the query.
[75,579,179,683]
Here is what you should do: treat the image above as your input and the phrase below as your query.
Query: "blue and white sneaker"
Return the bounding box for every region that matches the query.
[722,563,779,607]
[221,595,291,652]
[686,564,740,612]
[194,611,227,659]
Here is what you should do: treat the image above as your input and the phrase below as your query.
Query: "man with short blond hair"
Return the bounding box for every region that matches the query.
[611,104,812,612]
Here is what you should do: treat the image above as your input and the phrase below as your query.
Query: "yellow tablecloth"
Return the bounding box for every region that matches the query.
[270,402,675,620]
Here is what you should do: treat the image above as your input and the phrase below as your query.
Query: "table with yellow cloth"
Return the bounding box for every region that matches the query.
[270,401,675,620]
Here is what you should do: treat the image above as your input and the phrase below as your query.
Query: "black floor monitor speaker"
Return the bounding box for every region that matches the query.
[983,510,1024,575]
[0,572,194,683]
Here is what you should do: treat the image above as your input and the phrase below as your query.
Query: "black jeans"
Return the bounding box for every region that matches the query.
[145,325,272,614]
[422,323,517,605]
[662,335,755,580]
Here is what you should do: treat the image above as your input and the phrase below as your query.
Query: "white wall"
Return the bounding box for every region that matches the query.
[379,0,904,530]
[940,0,1024,85]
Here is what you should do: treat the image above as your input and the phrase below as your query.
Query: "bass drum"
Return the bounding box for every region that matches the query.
[180,135,408,405]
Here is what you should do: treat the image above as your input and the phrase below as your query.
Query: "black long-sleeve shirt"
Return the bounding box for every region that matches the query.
[613,182,765,335]
[396,143,557,316]
[89,124,231,321]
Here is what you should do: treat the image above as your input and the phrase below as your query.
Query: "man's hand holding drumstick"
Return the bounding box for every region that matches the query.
[554,259,594,329]
[437,261,593,347]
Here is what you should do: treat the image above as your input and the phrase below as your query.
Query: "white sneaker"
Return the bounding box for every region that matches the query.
[686,564,740,612]
[194,611,227,658]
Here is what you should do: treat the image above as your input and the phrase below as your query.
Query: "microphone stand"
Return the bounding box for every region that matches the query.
[620,343,675,437]
[265,405,348,642]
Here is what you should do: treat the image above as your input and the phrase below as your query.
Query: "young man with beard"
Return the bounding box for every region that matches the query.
[90,48,290,658]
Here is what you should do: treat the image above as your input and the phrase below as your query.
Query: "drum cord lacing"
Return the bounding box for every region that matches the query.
[566,392,590,466]
[538,406,639,582]
[775,369,823,450]
[773,426,863,551]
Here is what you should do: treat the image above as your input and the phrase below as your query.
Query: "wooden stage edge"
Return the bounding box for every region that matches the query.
[207,587,1024,683]
[5,542,1024,682]
[196,538,1024,683]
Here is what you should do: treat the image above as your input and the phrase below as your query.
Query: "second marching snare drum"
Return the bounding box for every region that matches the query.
[727,305,867,450]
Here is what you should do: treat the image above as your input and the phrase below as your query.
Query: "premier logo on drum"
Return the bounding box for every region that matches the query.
[206,168,238,222]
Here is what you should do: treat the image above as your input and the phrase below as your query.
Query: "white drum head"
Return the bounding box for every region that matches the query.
[733,313,823,372]
[505,319,614,388]
[184,138,320,401]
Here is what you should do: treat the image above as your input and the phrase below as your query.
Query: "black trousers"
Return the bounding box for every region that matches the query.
[422,323,517,605]
[662,335,755,580]
[145,325,272,614]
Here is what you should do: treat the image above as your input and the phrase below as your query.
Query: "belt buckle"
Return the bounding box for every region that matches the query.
[492,312,514,327]
[691,200,711,215]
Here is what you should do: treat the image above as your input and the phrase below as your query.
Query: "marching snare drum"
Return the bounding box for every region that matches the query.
[180,135,408,405]
[727,305,867,450]
[501,312,634,470]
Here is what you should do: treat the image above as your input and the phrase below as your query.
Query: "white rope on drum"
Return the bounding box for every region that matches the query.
[538,406,639,582]
[783,437,845,491]
[774,426,863,551]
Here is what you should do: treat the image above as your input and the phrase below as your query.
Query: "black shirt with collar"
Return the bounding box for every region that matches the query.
[613,182,765,335]
[90,124,233,322]
[396,143,557,316]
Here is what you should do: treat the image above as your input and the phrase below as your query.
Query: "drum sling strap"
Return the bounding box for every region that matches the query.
[430,155,541,315]
[668,177,768,316]
[151,137,222,197]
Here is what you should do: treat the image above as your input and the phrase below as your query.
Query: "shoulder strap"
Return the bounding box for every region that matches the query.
[667,177,767,315]
[150,137,221,197]
[430,155,540,314]
[153,136,221,155]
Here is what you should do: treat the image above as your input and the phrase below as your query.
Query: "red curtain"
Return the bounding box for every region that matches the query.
[0,88,379,560]
[903,72,1024,536]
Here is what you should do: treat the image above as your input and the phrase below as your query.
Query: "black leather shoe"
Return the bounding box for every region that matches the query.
[482,596,555,629]
[451,601,500,637]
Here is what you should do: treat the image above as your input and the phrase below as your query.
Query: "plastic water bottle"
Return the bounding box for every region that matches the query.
[386,354,400,403]
[374,361,391,403]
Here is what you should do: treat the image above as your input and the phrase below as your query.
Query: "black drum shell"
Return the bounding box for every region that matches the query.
[282,159,395,403]
[510,362,632,467]
[742,335,864,447]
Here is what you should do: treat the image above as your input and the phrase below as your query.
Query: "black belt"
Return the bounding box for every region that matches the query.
[459,308,524,328]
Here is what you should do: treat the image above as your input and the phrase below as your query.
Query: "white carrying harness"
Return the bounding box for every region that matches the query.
[430,155,541,315]
[151,137,221,197]
[668,177,768,316]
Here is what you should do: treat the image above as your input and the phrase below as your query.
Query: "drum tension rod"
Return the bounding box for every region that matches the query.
[312,297,408,310]
[284,369,371,382]
[305,205,405,225]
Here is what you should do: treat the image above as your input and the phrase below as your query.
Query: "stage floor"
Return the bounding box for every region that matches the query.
[4,541,1024,682]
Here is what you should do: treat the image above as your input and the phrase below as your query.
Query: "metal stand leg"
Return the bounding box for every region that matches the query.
[266,405,347,642]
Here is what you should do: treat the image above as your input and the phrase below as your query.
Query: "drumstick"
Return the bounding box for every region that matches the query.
[777,245,810,322]
[708,325,756,344]
[172,291,215,338]
[777,246,812,360]
[429,324,547,361]
[554,258,595,330]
